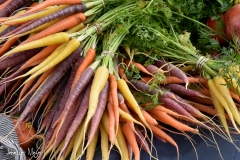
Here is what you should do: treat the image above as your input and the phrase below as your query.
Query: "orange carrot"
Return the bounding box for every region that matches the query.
[18,77,36,101]
[230,90,240,102]
[121,122,140,160]
[21,12,86,44]
[25,0,82,14]
[0,0,11,10]
[141,76,207,85]
[149,123,179,154]
[124,59,153,76]
[118,67,128,82]
[19,44,60,71]
[71,47,96,90]
[107,94,115,144]
[141,110,158,125]
[149,110,199,133]
[109,74,119,134]
[0,38,18,56]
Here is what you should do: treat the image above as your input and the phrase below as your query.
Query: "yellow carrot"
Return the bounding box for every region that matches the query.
[82,66,109,151]
[99,122,109,160]
[209,89,231,139]
[117,79,149,128]
[66,23,84,33]
[23,38,80,83]
[4,5,68,24]
[208,79,240,133]
[86,130,99,160]
[117,124,129,160]
[213,76,240,125]
[101,111,122,158]
[3,32,70,57]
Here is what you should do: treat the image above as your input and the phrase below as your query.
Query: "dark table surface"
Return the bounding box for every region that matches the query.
[91,129,240,160]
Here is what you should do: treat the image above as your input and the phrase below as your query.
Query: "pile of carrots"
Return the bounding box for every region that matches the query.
[0,0,240,160]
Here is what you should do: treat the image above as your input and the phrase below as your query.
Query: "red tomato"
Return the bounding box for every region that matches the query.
[206,16,227,45]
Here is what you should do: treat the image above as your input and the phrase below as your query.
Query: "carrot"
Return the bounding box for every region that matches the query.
[149,123,179,154]
[135,128,151,154]
[117,79,149,128]
[0,0,11,11]
[121,122,140,160]
[19,38,80,83]
[141,110,158,125]
[19,44,60,71]
[107,94,116,145]
[2,5,68,25]
[54,67,94,127]
[149,110,199,133]
[2,32,70,58]
[7,4,87,37]
[159,97,194,119]
[116,123,129,160]
[66,23,84,33]
[22,12,86,44]
[53,89,85,151]
[0,0,29,17]
[213,76,240,124]
[164,83,206,98]
[87,81,109,146]
[71,47,96,90]
[118,67,129,82]
[156,60,189,87]
[0,48,41,70]
[125,59,153,76]
[109,74,119,135]
[0,38,18,56]
[145,64,164,74]
[15,47,81,126]
[209,89,231,138]
[99,122,109,160]
[86,130,99,160]
[25,0,82,14]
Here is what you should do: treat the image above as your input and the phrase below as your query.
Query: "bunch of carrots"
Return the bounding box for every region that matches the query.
[0,0,240,160]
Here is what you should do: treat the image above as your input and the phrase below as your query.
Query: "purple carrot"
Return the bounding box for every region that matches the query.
[155,60,189,87]
[2,19,38,38]
[12,4,87,36]
[159,97,193,118]
[163,83,206,98]
[135,128,151,154]
[40,70,71,131]
[15,47,81,126]
[45,57,84,141]
[52,87,86,150]
[0,48,41,70]
[130,80,157,95]
[0,0,31,17]
[0,25,19,37]
[54,67,95,126]
[171,93,202,117]
[0,0,6,5]
[145,64,162,74]
[50,57,84,127]
[60,81,92,157]
[87,81,109,145]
